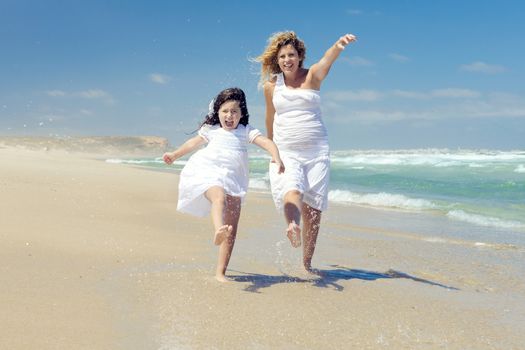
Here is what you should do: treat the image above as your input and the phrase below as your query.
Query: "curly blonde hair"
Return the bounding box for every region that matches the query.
[254,31,306,87]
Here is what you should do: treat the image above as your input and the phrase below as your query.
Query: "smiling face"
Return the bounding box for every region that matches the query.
[218,100,242,130]
[277,44,302,74]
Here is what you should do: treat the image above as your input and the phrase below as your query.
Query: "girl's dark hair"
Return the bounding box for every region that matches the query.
[201,87,249,127]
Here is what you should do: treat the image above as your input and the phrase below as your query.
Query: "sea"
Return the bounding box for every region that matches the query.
[106,148,525,246]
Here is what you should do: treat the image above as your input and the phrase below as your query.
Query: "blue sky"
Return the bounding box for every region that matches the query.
[1,0,524,149]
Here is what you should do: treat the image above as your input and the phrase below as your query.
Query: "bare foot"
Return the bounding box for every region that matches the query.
[214,225,233,245]
[215,274,231,283]
[286,222,301,248]
[303,265,324,277]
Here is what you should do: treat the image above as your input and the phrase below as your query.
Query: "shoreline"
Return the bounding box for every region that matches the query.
[97,148,525,237]
[2,146,524,349]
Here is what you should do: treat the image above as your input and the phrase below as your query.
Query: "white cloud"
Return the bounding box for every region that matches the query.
[391,90,428,99]
[326,89,383,102]
[347,9,363,15]
[323,88,525,123]
[75,89,111,99]
[328,103,525,123]
[343,109,410,121]
[460,61,506,74]
[327,88,481,102]
[46,90,66,97]
[388,53,410,62]
[149,73,171,84]
[45,89,114,104]
[341,56,374,66]
[431,88,481,98]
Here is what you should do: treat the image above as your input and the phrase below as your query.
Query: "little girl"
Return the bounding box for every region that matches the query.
[163,87,285,282]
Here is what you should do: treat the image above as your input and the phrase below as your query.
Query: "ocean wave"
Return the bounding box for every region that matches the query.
[327,190,525,231]
[105,158,186,166]
[447,210,525,230]
[330,149,525,168]
[328,190,438,211]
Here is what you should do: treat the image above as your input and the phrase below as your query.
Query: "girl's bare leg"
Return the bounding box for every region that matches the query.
[302,203,322,272]
[215,195,241,282]
[205,186,233,245]
[283,190,303,248]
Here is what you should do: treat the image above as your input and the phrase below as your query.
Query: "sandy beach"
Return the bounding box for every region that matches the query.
[2,140,524,349]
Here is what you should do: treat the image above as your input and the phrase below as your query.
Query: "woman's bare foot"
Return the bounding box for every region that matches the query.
[214,225,233,245]
[303,265,324,277]
[215,274,231,283]
[286,222,301,248]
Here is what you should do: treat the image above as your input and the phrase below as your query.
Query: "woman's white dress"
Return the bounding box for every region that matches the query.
[268,72,331,211]
[177,123,261,217]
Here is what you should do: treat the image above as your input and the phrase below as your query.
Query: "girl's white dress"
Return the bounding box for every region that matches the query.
[177,123,261,217]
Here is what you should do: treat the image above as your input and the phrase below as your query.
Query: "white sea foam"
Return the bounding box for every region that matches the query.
[328,190,437,211]
[249,178,270,191]
[106,158,159,164]
[423,237,448,243]
[447,210,525,230]
[105,158,186,166]
[330,149,525,168]
[515,165,525,173]
[468,163,486,168]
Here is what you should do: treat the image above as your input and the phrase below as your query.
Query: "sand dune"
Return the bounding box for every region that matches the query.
[0,135,170,156]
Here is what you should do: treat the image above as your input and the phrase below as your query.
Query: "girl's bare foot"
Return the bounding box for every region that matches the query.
[286,222,301,248]
[214,225,233,245]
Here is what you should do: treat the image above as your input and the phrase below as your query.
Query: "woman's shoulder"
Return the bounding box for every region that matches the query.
[263,76,277,89]
[263,75,279,96]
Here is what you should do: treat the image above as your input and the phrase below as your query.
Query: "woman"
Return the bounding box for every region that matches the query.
[255,31,356,272]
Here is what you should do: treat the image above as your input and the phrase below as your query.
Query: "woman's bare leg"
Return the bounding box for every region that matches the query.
[205,186,233,245]
[283,190,303,248]
[302,203,322,272]
[215,195,241,282]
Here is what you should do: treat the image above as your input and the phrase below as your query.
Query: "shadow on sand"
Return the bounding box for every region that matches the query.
[229,264,459,293]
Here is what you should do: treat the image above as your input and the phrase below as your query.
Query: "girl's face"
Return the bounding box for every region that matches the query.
[277,44,301,74]
[218,100,242,130]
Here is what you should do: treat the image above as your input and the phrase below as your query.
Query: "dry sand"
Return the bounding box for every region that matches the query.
[1,141,524,349]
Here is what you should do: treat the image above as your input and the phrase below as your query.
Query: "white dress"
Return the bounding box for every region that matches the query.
[177,123,261,217]
[272,73,329,154]
[269,72,331,211]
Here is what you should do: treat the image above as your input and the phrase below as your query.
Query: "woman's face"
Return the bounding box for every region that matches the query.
[277,44,301,74]
[218,100,241,130]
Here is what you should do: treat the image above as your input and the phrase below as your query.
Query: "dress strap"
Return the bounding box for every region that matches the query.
[275,73,284,86]
[273,73,285,91]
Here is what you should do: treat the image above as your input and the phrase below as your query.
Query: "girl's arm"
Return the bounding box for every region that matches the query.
[309,33,357,86]
[162,135,206,164]
[263,81,276,140]
[252,135,285,174]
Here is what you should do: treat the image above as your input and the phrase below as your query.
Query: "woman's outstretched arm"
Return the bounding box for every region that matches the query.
[310,34,357,85]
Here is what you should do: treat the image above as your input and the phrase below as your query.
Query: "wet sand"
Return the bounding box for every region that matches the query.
[1,143,524,349]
